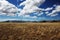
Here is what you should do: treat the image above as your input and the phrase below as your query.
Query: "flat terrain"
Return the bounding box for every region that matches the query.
[0,22,60,40]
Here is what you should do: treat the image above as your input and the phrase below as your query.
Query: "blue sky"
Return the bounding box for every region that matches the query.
[0,0,60,21]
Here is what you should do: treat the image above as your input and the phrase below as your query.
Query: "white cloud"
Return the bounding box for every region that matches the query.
[24,15,37,18]
[0,0,60,17]
[46,5,60,16]
[38,12,43,16]
[0,18,20,22]
[44,7,53,11]
[18,0,60,17]
[18,0,45,16]
[45,11,49,14]
[0,0,18,16]
[32,16,37,18]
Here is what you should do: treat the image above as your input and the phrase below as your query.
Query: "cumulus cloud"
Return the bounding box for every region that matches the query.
[0,0,60,17]
[18,0,45,16]
[46,5,60,16]
[44,7,53,11]
[0,0,18,16]
[24,15,37,18]
[18,0,60,17]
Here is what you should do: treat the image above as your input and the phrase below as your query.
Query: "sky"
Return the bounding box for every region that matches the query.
[0,0,60,21]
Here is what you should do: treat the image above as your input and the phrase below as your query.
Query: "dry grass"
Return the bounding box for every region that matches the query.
[0,22,60,40]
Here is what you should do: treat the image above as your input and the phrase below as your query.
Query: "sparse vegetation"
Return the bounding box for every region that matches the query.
[0,22,60,40]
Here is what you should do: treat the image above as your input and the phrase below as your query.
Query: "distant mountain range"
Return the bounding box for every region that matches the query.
[1,20,60,23]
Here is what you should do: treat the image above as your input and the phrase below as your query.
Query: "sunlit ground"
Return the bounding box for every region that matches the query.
[0,22,60,40]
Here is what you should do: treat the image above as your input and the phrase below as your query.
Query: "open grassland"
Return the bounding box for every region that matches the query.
[0,22,60,40]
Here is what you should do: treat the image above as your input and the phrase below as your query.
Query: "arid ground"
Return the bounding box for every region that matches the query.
[0,22,60,40]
